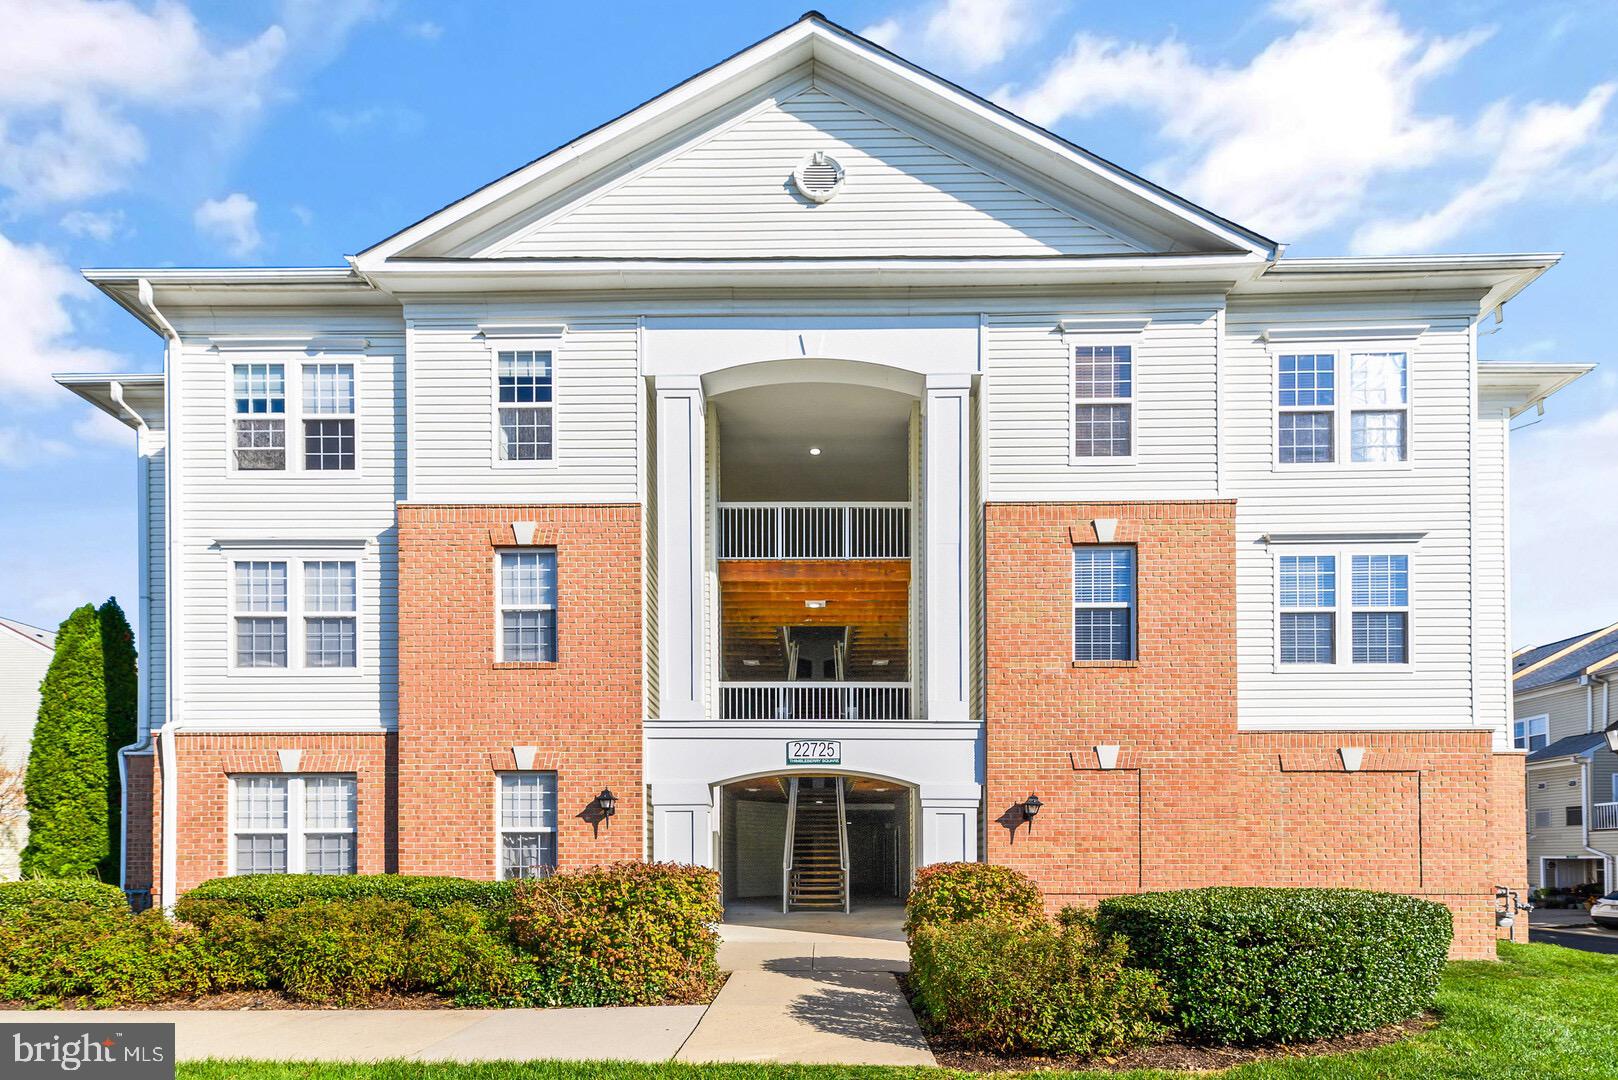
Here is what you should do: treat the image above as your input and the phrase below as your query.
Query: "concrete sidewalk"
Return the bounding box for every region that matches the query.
[0,1005,707,1064]
[675,902,934,1066]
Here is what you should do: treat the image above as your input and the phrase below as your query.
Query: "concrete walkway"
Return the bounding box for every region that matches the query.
[676,901,934,1066]
[0,902,932,1067]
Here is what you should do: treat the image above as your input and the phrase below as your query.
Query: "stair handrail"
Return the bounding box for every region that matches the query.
[782,777,799,914]
[835,777,850,914]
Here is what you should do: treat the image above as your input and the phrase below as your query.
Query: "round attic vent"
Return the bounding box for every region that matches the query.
[792,151,845,203]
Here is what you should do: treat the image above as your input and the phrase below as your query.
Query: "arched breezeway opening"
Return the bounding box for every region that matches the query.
[715,768,917,923]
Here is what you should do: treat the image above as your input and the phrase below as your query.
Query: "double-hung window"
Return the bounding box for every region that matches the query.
[1073,344,1133,459]
[1277,549,1412,667]
[302,363,356,471]
[234,560,289,667]
[1277,348,1409,465]
[232,363,286,470]
[496,350,554,461]
[232,556,359,670]
[304,561,357,668]
[497,772,557,879]
[1513,715,1550,752]
[232,774,357,875]
[498,550,557,662]
[1072,546,1136,661]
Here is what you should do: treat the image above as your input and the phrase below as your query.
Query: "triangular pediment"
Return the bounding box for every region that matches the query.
[358,14,1275,269]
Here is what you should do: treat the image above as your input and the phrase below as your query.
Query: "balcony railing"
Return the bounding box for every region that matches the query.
[720,682,912,720]
[718,502,910,560]
[1593,802,1618,832]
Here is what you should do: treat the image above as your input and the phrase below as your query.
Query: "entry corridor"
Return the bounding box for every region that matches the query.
[675,902,935,1066]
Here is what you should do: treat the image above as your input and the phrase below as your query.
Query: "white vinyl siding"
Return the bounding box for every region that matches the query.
[167,313,401,732]
[1525,764,1588,881]
[230,774,357,875]
[405,312,638,503]
[482,83,1141,259]
[1230,298,1475,731]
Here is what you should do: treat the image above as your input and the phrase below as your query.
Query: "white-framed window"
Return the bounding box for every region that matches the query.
[301,363,356,471]
[1514,714,1550,752]
[231,556,360,671]
[497,772,557,879]
[498,549,557,662]
[230,359,360,474]
[1072,343,1133,459]
[1072,545,1135,661]
[232,362,287,470]
[1275,547,1413,668]
[496,349,554,462]
[1276,347,1410,466]
[233,560,288,668]
[304,560,357,668]
[231,774,357,875]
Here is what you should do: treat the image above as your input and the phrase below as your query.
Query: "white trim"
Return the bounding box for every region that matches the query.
[1058,316,1151,335]
[1270,338,1417,474]
[489,339,560,470]
[1513,713,1551,752]
[1262,324,1428,343]
[478,323,567,340]
[495,548,559,663]
[1263,531,1426,546]
[224,549,364,676]
[223,356,365,480]
[1272,543,1416,673]
[226,773,358,877]
[208,335,371,353]
[1063,320,1144,467]
[495,771,559,880]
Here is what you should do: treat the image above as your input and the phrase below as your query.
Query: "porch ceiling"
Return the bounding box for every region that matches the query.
[719,559,909,680]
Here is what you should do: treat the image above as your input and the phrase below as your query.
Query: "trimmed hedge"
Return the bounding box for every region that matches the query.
[176,873,517,922]
[910,911,1168,1055]
[0,901,215,1007]
[1097,887,1453,1044]
[0,878,129,915]
[903,862,1044,941]
[507,862,721,1006]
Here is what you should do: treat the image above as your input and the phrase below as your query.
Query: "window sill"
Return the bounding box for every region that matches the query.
[494,661,560,670]
[1072,659,1140,669]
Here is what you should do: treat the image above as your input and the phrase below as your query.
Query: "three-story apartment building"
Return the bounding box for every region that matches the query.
[59,14,1590,957]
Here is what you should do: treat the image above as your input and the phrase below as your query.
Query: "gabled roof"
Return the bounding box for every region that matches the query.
[0,617,55,653]
[1515,623,1618,693]
[1526,732,1609,764]
[354,11,1278,269]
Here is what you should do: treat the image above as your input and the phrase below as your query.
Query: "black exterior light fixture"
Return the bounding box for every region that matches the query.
[597,789,618,818]
[1604,719,1618,755]
[1022,794,1043,827]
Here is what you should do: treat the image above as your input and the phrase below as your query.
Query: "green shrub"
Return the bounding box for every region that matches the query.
[506,862,721,1006]
[0,878,129,916]
[1098,887,1453,1045]
[904,862,1044,941]
[0,901,215,1007]
[177,873,517,923]
[909,914,1168,1055]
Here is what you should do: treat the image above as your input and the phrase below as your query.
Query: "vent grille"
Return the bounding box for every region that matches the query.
[792,152,845,202]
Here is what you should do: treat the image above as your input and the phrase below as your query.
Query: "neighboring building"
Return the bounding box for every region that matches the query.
[56,14,1591,956]
[1513,625,1618,892]
[0,616,55,878]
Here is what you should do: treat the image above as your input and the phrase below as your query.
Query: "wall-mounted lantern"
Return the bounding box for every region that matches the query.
[597,789,618,818]
[1022,794,1043,826]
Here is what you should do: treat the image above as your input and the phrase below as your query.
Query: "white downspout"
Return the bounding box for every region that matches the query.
[137,278,182,912]
[109,379,152,899]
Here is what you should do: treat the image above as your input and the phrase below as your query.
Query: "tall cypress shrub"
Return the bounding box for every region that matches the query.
[20,605,109,878]
[98,599,138,881]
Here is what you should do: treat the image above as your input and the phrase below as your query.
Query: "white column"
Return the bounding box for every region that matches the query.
[919,784,982,864]
[923,374,972,723]
[655,376,707,720]
[651,781,716,867]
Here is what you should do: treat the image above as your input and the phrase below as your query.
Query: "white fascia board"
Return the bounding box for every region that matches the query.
[54,372,166,427]
[356,15,1275,267]
[82,267,387,335]
[1238,253,1561,316]
[1478,361,1595,418]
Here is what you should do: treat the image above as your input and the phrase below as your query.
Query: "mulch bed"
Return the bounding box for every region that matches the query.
[897,974,1435,1073]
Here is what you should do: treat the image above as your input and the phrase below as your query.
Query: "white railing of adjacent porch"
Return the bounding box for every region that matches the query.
[1592,802,1618,832]
[720,682,912,721]
[718,502,911,560]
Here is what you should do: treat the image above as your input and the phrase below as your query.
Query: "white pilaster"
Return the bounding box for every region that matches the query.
[655,376,707,720]
[923,374,972,723]
[919,784,982,864]
[651,781,716,866]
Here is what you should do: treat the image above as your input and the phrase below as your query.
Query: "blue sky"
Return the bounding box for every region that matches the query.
[0,0,1614,647]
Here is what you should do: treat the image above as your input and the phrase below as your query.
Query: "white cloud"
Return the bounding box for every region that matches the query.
[862,0,1044,72]
[1353,84,1617,253]
[0,232,121,405]
[320,105,425,136]
[1511,404,1618,647]
[57,208,126,242]
[404,20,443,41]
[1003,0,1493,240]
[194,193,263,258]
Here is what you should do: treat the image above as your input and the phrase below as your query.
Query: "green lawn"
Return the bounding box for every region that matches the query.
[178,941,1617,1080]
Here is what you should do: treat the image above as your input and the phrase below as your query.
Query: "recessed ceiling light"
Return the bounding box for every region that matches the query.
[809,447,822,456]
[745,787,761,792]
[871,659,890,666]
[804,599,827,609]
[742,659,761,666]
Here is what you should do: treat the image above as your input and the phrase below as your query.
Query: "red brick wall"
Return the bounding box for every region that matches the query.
[984,501,1516,959]
[395,504,644,877]
[122,752,154,902]
[148,732,393,895]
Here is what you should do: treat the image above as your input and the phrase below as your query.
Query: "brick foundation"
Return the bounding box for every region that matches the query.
[983,501,1521,960]
[395,504,645,876]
